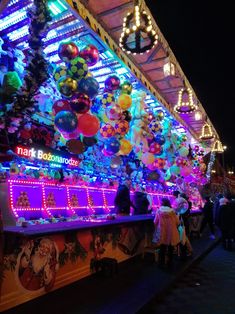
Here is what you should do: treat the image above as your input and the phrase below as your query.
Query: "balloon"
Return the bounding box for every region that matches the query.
[119,139,132,155]
[176,156,188,167]
[164,169,171,181]
[58,41,79,62]
[121,110,132,122]
[149,142,162,155]
[70,92,91,114]
[99,92,115,108]
[149,120,162,134]
[200,163,207,172]
[170,164,180,175]
[53,65,68,82]
[79,44,99,67]
[66,139,85,154]
[102,148,114,156]
[114,120,129,136]
[78,77,99,99]
[104,75,120,92]
[104,137,120,154]
[155,133,165,145]
[110,156,122,168]
[55,110,78,133]
[78,113,100,137]
[181,134,188,142]
[82,136,97,147]
[147,112,155,123]
[105,104,122,121]
[147,171,160,182]
[120,80,132,95]
[141,152,155,165]
[57,76,78,98]
[180,166,192,177]
[52,99,71,115]
[153,158,166,169]
[68,56,88,80]
[118,94,132,110]
[179,146,189,157]
[61,129,79,140]
[100,123,115,138]
[156,110,165,121]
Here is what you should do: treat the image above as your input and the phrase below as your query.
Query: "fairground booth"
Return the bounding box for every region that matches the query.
[0,0,222,311]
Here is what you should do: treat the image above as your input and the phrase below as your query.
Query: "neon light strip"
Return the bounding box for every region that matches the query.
[102,189,110,213]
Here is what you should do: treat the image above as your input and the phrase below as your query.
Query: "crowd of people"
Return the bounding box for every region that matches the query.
[114,181,235,268]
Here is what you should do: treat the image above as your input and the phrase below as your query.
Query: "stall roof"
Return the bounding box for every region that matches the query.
[68,0,219,143]
[0,0,218,146]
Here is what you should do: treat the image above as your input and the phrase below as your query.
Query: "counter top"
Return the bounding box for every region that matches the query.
[4,214,154,237]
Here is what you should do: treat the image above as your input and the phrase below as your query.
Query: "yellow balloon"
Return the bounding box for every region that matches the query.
[119,139,132,155]
[118,94,132,110]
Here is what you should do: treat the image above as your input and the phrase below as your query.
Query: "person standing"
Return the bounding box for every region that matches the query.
[132,186,149,215]
[114,181,132,215]
[152,198,180,267]
[218,194,235,250]
[200,196,215,239]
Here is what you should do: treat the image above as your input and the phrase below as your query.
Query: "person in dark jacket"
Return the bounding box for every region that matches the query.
[218,194,235,250]
[214,193,224,226]
[200,196,215,239]
[132,187,150,215]
[114,182,132,215]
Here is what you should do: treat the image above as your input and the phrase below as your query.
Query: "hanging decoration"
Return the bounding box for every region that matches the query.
[211,139,224,153]
[119,0,158,54]
[206,151,216,182]
[194,110,202,121]
[9,0,52,116]
[199,122,214,140]
[174,87,197,114]
[163,56,176,78]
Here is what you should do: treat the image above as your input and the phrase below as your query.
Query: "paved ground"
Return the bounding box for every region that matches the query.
[3,229,219,314]
[139,243,235,314]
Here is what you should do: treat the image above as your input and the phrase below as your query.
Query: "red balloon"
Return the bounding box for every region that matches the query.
[58,42,79,63]
[70,92,91,114]
[78,113,100,137]
[52,100,71,116]
[79,44,99,67]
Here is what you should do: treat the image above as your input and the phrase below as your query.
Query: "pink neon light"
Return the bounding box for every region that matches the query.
[8,179,174,219]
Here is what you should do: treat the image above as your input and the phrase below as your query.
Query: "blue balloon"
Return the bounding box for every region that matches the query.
[54,110,78,133]
[155,134,165,145]
[104,137,120,154]
[78,77,99,99]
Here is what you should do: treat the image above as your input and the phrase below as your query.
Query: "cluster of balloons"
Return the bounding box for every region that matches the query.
[92,75,133,161]
[52,41,100,154]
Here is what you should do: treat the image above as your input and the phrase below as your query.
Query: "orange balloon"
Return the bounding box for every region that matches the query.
[118,94,132,110]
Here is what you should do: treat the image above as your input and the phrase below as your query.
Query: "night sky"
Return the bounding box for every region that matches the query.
[145,0,235,170]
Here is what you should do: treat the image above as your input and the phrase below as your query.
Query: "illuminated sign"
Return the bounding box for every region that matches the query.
[15,146,80,167]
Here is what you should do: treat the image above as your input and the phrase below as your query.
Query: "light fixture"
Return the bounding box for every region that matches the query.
[211,139,224,153]
[119,0,158,54]
[174,87,197,114]
[194,110,203,121]
[211,169,216,174]
[163,56,176,78]
[223,145,227,151]
[199,122,214,140]
[228,170,234,175]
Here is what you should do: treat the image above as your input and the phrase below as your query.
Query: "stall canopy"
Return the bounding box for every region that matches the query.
[0,0,219,145]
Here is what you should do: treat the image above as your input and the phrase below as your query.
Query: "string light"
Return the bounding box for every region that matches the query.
[174,88,197,114]
[199,122,214,140]
[211,139,224,153]
[119,1,158,54]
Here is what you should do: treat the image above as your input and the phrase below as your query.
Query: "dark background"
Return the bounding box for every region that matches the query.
[145,0,235,170]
